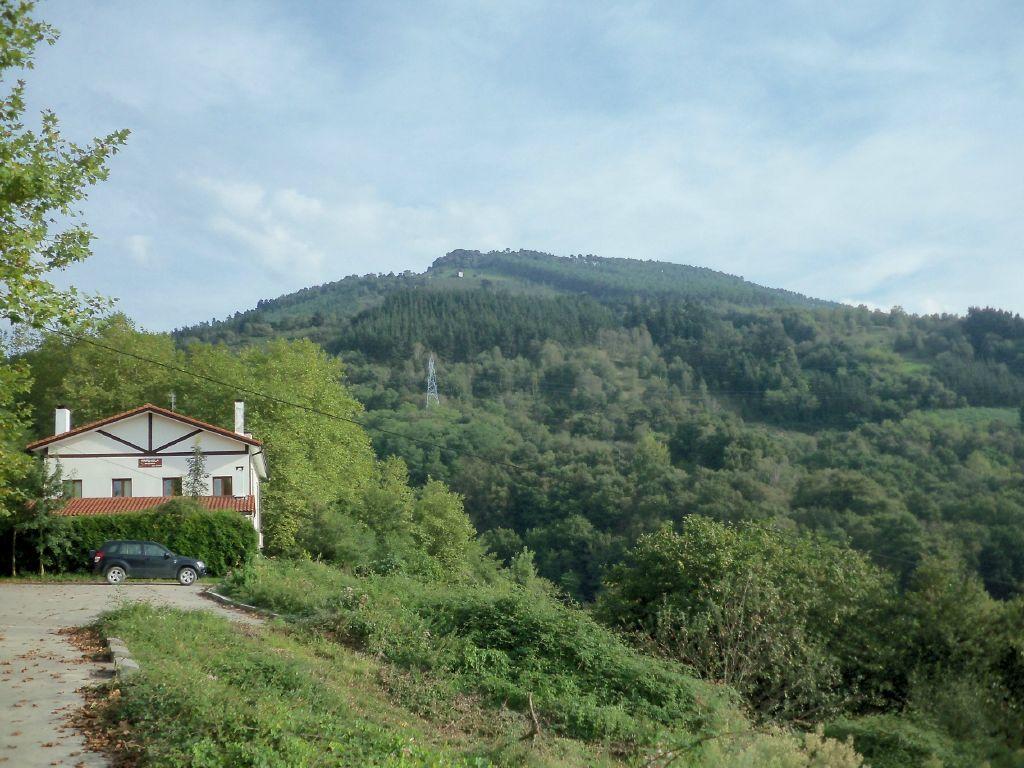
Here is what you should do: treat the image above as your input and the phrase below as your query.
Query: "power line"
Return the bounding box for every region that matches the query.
[48,327,531,477]
[44,326,1024,591]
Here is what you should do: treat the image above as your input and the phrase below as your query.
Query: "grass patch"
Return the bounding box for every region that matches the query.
[92,602,624,767]
[905,406,1019,428]
[216,559,872,766]
[0,572,103,583]
[223,560,738,748]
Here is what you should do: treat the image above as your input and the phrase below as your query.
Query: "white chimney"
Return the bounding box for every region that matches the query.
[234,401,245,435]
[55,406,71,435]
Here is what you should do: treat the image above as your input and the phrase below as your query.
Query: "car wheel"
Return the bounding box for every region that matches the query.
[178,566,197,586]
[105,566,126,585]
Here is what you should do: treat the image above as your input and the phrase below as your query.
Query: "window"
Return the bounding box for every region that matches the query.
[162,477,182,496]
[105,543,122,554]
[121,542,142,556]
[212,476,233,496]
[143,543,168,557]
[112,478,132,498]
[62,479,82,499]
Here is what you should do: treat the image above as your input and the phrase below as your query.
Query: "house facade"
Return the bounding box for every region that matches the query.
[26,402,268,546]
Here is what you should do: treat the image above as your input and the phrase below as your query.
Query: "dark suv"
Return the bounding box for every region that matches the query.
[89,540,207,585]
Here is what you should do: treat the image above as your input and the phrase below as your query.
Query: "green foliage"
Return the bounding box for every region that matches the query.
[0,358,31,524]
[220,559,877,765]
[895,552,1024,750]
[298,457,480,579]
[333,289,617,362]
[431,250,831,308]
[223,559,740,749]
[1,0,127,329]
[824,715,993,768]
[597,523,1024,761]
[10,456,67,574]
[96,603,480,767]
[598,518,899,722]
[2,502,257,575]
[98,597,865,768]
[0,0,120,533]
[411,479,477,572]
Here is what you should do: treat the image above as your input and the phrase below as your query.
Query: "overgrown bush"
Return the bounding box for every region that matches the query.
[3,499,257,575]
[824,714,989,768]
[223,559,739,747]
[597,517,900,722]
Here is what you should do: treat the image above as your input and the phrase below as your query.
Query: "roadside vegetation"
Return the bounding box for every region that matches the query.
[3,3,1024,766]
[3,498,256,576]
[87,560,870,767]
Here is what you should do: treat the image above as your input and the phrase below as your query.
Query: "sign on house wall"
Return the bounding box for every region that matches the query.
[138,458,163,468]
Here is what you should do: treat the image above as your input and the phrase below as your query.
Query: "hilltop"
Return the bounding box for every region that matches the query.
[175,249,833,348]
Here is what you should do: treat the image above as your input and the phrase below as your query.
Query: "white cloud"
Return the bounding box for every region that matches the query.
[196,178,324,277]
[124,234,155,266]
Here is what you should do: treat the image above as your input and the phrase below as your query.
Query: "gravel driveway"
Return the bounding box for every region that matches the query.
[0,582,259,767]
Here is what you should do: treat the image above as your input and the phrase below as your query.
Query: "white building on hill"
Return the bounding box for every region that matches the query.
[26,402,268,546]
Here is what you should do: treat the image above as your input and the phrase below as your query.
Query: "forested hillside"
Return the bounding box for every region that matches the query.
[176,251,1024,603]
[12,249,1024,765]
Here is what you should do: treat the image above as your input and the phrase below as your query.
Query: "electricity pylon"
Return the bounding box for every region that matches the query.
[426,354,440,408]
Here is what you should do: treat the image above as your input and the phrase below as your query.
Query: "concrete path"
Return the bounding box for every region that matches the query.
[0,582,260,767]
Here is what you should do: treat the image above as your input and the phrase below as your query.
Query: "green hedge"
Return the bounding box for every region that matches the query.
[3,500,258,576]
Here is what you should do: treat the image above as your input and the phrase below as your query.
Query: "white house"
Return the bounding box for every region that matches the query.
[26,402,268,546]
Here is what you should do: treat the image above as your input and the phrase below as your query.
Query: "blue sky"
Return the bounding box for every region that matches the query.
[26,0,1024,329]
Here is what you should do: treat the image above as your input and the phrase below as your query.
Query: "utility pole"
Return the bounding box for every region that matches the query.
[426,354,440,408]
[169,391,176,411]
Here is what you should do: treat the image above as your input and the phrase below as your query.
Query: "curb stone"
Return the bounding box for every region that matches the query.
[106,635,140,676]
[202,587,280,619]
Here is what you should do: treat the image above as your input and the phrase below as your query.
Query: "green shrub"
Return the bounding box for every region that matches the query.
[224,559,739,748]
[824,714,994,768]
[5,500,258,575]
[597,518,900,722]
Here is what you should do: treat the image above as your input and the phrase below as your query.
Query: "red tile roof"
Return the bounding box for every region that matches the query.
[26,403,262,451]
[56,495,256,517]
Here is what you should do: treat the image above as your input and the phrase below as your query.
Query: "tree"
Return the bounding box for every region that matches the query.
[1,0,126,546]
[184,441,208,497]
[1,0,128,329]
[598,518,899,722]
[183,339,378,554]
[411,478,476,574]
[10,457,66,575]
[0,358,31,539]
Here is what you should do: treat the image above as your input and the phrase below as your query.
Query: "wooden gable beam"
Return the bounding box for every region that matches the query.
[96,430,147,454]
[153,428,202,453]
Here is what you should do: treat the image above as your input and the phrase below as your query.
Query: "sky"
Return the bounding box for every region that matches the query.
[23,0,1024,330]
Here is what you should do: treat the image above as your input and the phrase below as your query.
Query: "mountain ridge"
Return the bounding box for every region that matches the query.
[176,248,836,341]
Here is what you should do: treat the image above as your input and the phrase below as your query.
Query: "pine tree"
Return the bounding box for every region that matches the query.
[184,441,208,497]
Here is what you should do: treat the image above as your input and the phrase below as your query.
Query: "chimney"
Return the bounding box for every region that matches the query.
[234,401,245,435]
[55,406,71,435]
